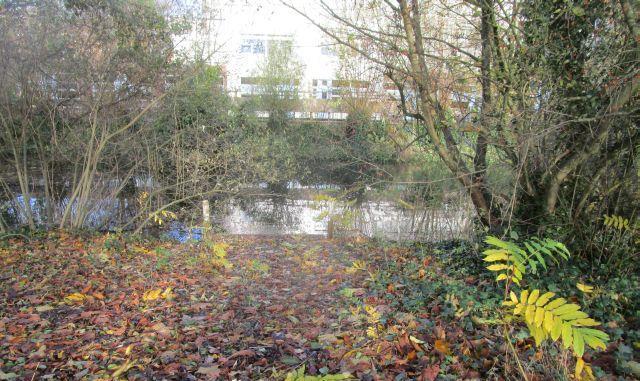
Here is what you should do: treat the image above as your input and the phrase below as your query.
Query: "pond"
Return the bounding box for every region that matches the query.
[2,188,474,243]
[166,195,474,242]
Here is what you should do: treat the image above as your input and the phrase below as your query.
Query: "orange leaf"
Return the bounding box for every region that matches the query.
[434,339,451,355]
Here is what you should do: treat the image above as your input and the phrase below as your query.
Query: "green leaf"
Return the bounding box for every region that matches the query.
[560,311,589,320]
[553,304,581,316]
[572,318,600,327]
[562,323,573,348]
[579,328,609,341]
[573,329,585,357]
[571,6,585,17]
[551,317,563,340]
[524,241,547,270]
[545,298,567,311]
[582,330,607,350]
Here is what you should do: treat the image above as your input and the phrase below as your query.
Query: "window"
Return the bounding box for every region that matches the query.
[240,39,265,54]
[252,39,264,54]
[240,41,251,53]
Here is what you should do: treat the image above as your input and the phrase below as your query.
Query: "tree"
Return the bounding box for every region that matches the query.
[284,0,639,234]
[255,40,304,131]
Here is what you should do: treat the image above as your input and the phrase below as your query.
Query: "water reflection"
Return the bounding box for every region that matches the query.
[210,196,473,241]
[3,189,474,242]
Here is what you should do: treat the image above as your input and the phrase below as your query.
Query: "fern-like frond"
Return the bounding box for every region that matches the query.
[504,289,609,357]
[483,236,570,282]
[604,214,630,230]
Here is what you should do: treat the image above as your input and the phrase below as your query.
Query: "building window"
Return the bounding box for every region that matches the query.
[240,39,265,54]
[253,39,265,54]
[240,41,251,53]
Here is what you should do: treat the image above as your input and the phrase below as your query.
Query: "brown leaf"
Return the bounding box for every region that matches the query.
[197,365,221,377]
[419,364,440,381]
[228,349,255,359]
[151,322,172,338]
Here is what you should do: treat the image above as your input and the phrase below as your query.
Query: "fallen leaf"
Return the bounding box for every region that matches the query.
[419,364,440,381]
[151,322,172,338]
[143,289,162,301]
[64,293,87,304]
[228,349,255,359]
[434,339,451,355]
[197,366,220,377]
[111,359,136,378]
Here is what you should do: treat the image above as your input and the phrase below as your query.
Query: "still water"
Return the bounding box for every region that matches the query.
[166,196,473,242]
[3,192,474,242]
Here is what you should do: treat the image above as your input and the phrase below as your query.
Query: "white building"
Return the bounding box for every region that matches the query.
[181,0,344,100]
[174,0,477,120]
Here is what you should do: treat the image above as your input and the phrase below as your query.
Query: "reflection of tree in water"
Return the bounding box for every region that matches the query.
[234,195,301,229]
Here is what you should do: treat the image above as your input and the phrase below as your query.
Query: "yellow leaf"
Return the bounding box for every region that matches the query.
[143,289,162,301]
[487,264,510,271]
[530,324,546,345]
[536,292,555,307]
[496,273,508,281]
[543,310,555,331]
[64,292,87,304]
[534,307,545,327]
[545,297,567,311]
[112,359,136,378]
[525,304,536,324]
[483,250,509,262]
[577,283,594,293]
[161,287,174,300]
[575,357,585,380]
[514,304,524,315]
[513,266,523,280]
[510,291,518,304]
[527,289,540,305]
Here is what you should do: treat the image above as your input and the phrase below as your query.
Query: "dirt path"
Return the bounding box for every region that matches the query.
[0,233,373,380]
